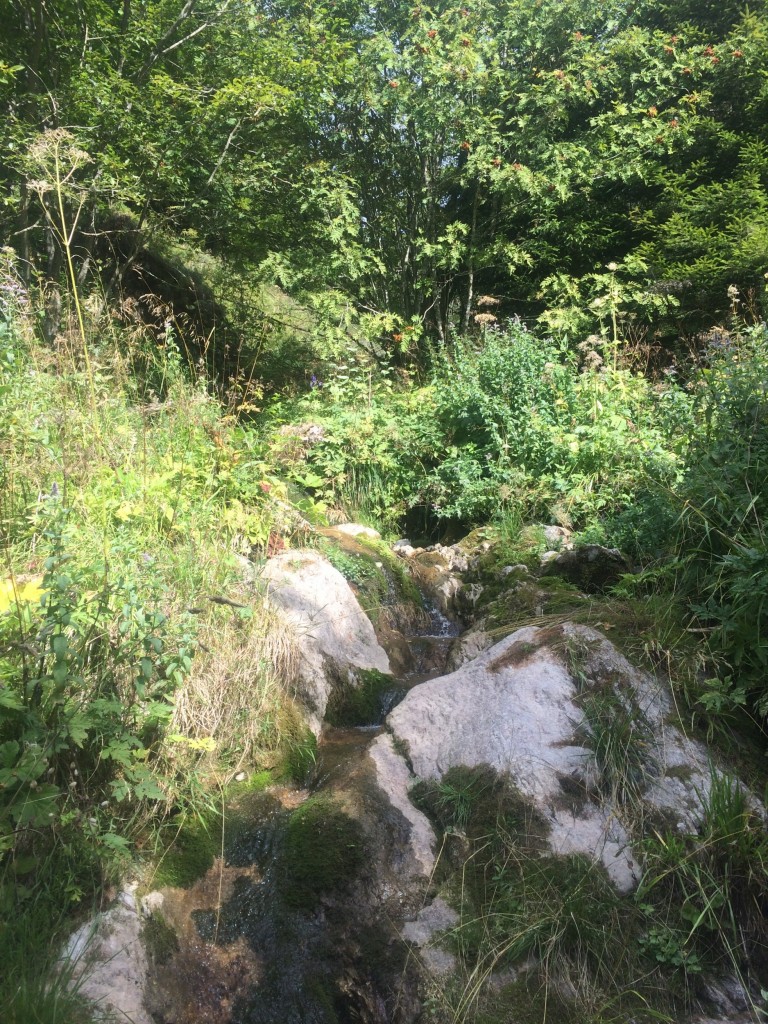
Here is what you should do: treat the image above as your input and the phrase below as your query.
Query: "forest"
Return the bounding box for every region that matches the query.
[1,1,768,1022]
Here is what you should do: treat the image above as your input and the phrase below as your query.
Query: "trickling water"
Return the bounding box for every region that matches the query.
[146,561,461,1024]
[422,599,461,640]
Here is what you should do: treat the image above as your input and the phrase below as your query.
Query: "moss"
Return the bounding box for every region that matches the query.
[482,577,584,632]
[324,668,397,727]
[152,812,221,889]
[358,535,423,607]
[304,976,341,1022]
[225,768,275,799]
[537,574,588,611]
[663,764,694,782]
[278,795,366,909]
[319,532,424,630]
[142,912,179,967]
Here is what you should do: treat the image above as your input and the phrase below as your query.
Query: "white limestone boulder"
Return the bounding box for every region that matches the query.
[259,549,391,734]
[62,884,152,1024]
[382,622,747,893]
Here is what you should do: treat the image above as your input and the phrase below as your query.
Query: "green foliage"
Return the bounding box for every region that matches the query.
[0,293,315,1015]
[424,322,690,527]
[321,544,382,589]
[0,507,195,867]
[5,0,766,362]
[673,323,768,714]
[425,327,570,520]
[0,831,105,1023]
[267,370,440,530]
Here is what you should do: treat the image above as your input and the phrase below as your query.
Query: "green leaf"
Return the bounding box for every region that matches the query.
[9,783,61,826]
[0,690,24,711]
[0,740,20,767]
[52,634,68,659]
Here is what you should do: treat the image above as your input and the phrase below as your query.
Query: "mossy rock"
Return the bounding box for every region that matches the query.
[142,912,180,968]
[357,534,424,607]
[325,668,399,727]
[319,530,424,625]
[482,575,585,630]
[278,795,367,909]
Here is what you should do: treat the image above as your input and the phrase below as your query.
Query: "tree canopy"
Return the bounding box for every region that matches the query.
[1,0,767,357]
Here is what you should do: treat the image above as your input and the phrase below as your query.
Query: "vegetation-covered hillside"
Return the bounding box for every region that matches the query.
[1,1,768,1021]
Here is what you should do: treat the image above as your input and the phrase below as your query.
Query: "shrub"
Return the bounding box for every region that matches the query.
[424,323,690,529]
[0,506,196,870]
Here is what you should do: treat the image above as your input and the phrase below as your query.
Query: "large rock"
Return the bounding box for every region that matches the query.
[445,622,493,671]
[540,543,630,591]
[63,884,153,1024]
[368,734,437,880]
[335,523,381,540]
[381,623,748,893]
[260,549,391,734]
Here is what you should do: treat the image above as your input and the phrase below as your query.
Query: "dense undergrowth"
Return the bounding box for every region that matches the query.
[268,311,768,722]
[0,276,315,1021]
[2,249,768,1022]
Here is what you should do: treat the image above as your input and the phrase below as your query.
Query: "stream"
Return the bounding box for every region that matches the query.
[143,581,462,1024]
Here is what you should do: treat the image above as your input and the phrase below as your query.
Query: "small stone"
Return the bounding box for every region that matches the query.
[500,563,529,577]
[542,524,571,547]
[235,771,247,782]
[141,891,165,915]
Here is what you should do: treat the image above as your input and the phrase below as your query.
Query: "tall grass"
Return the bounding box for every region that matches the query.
[0,264,305,1020]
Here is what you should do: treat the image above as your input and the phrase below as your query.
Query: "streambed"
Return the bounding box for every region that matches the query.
[142,579,461,1024]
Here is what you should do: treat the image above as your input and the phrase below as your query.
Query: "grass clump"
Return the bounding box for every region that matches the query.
[0,841,106,1024]
[278,714,318,786]
[577,688,656,808]
[278,795,366,909]
[638,768,768,986]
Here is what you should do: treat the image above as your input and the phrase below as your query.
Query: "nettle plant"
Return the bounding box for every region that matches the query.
[0,504,195,878]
